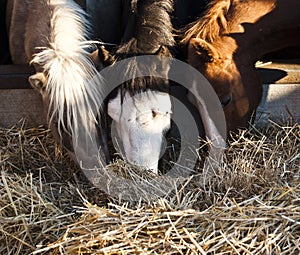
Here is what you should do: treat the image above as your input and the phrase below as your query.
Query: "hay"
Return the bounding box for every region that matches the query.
[0,172,72,255]
[0,120,299,254]
[34,191,300,255]
[0,123,106,255]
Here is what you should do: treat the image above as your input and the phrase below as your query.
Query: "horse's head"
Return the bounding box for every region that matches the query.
[186,38,261,135]
[108,88,172,172]
[94,45,172,173]
[179,0,276,136]
[90,0,175,173]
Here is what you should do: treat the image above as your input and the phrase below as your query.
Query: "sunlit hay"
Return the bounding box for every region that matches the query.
[107,158,157,180]
[0,123,107,255]
[34,188,299,255]
[0,123,76,255]
[104,158,186,203]
[40,122,299,254]
[214,122,299,199]
[0,122,72,179]
[1,120,299,254]
[0,172,74,255]
[0,122,108,205]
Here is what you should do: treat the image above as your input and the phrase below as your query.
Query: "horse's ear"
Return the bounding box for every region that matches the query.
[153,46,172,77]
[29,72,47,91]
[89,49,100,67]
[107,90,121,121]
[89,46,115,69]
[98,46,115,65]
[154,45,170,56]
[189,38,219,62]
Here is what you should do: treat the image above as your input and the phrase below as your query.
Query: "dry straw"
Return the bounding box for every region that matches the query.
[0,119,299,254]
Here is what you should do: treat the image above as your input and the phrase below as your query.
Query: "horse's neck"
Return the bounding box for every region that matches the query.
[6,0,27,63]
[134,0,174,53]
[7,0,51,64]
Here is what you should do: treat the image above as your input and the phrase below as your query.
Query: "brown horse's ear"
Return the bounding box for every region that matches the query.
[190,38,219,62]
[89,46,115,69]
[29,72,47,91]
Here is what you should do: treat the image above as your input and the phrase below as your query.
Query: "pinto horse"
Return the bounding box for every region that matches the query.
[5,0,105,159]
[181,0,300,135]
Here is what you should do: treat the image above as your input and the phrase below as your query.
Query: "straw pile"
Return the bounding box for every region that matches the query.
[0,120,299,254]
[0,123,106,255]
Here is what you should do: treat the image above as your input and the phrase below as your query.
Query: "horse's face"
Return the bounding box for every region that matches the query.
[29,72,78,151]
[108,89,172,173]
[187,38,260,134]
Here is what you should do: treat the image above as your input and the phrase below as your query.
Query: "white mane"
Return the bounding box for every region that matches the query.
[31,0,103,139]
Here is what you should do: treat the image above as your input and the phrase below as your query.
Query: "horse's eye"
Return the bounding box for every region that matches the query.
[221,94,232,108]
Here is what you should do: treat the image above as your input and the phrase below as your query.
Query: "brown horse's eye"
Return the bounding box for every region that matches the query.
[221,94,232,108]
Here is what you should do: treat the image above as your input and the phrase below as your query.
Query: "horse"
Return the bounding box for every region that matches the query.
[4,0,176,173]
[5,0,106,160]
[180,0,300,135]
[90,0,175,173]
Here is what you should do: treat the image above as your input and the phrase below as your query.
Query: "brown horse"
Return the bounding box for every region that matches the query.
[180,0,300,135]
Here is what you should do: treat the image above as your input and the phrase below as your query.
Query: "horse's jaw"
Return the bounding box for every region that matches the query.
[108,89,172,174]
[120,131,164,174]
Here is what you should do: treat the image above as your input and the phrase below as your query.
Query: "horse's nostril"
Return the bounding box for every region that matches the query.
[221,94,232,108]
[152,110,157,118]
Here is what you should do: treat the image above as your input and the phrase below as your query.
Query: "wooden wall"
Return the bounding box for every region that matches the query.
[256,60,300,125]
[0,65,45,127]
[0,61,299,128]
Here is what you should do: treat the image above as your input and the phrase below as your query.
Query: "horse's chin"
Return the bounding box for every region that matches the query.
[132,160,159,175]
[119,131,163,175]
